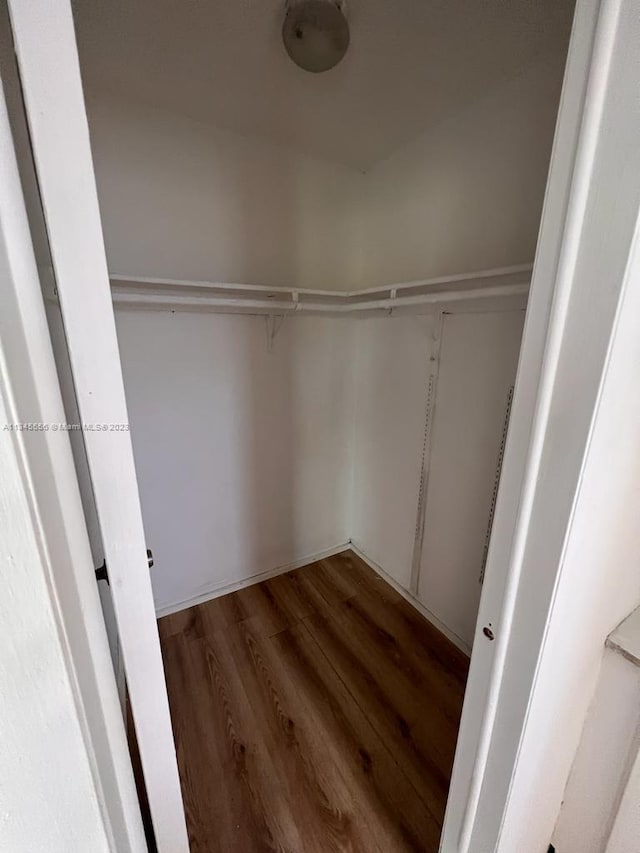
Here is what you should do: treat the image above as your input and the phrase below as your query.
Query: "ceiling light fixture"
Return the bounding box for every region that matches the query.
[282,0,350,74]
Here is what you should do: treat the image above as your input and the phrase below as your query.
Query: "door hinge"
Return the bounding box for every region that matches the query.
[95,549,154,585]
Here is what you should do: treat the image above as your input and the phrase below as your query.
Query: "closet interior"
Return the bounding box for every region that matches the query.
[1,0,575,849]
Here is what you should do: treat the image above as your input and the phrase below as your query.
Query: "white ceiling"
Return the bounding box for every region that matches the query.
[72,0,574,171]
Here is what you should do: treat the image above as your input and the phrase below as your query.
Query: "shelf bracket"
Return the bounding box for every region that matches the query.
[265,314,287,352]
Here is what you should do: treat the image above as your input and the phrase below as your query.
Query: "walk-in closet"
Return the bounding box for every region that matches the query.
[1,0,576,849]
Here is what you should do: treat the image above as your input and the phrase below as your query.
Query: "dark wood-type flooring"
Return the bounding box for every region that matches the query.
[158,550,469,852]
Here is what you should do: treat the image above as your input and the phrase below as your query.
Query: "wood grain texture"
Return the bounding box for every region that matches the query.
[159,550,469,852]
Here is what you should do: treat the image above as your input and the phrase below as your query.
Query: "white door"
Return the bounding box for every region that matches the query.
[4,2,189,851]
[44,274,127,701]
[0,3,124,697]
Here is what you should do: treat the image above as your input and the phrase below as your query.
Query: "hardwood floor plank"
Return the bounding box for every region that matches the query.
[161,635,242,852]
[220,619,376,852]
[302,603,453,823]
[200,627,308,852]
[158,550,468,852]
[262,572,317,624]
[270,621,443,851]
[158,604,206,643]
[323,551,404,606]
[342,552,469,683]
[295,559,360,611]
[337,588,467,726]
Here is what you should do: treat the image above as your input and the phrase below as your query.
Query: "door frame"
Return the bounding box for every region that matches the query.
[2,0,638,851]
[4,1,189,851]
[0,51,146,853]
[444,0,640,848]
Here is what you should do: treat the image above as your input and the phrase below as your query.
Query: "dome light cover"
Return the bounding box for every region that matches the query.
[282,0,350,73]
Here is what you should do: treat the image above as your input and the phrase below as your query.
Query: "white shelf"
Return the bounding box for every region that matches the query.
[108,263,532,316]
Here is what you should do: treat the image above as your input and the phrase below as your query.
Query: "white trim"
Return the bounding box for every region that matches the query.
[444,0,640,849]
[441,0,597,841]
[349,543,471,656]
[156,542,351,618]
[442,0,609,846]
[0,61,145,852]
[6,2,189,850]
[156,538,472,657]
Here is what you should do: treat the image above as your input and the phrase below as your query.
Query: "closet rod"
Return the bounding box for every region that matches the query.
[111,282,529,315]
[40,263,529,315]
[110,263,532,299]
[109,262,533,304]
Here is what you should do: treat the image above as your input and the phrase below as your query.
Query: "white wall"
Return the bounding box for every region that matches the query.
[84,49,565,293]
[351,309,525,648]
[86,95,363,291]
[115,310,355,612]
[354,54,566,287]
[418,311,525,645]
[115,300,525,642]
[82,41,556,634]
[350,314,437,589]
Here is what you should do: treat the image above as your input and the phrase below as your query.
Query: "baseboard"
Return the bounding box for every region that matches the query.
[156,539,473,657]
[155,542,351,618]
[349,541,472,656]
